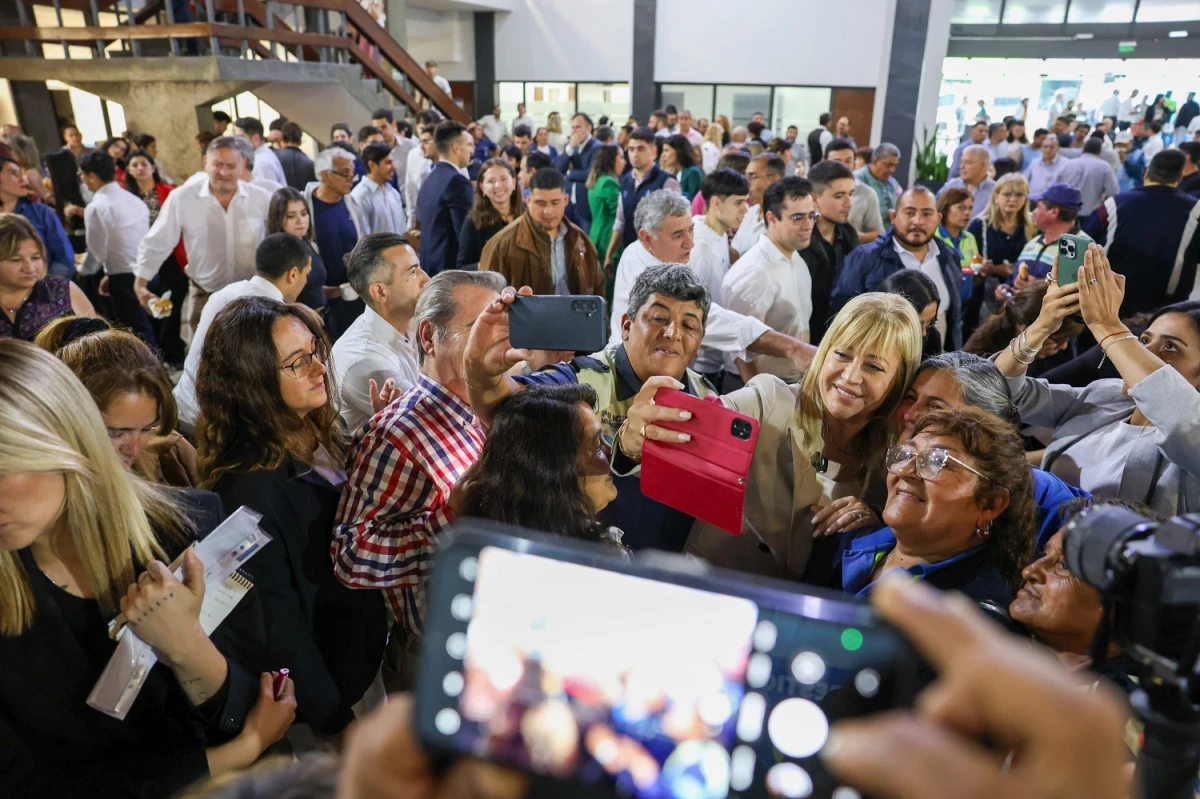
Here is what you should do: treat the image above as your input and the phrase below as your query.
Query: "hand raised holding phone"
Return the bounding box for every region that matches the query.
[463,286,538,395]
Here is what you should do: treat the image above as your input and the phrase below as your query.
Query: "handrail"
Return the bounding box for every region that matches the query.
[0,22,346,48]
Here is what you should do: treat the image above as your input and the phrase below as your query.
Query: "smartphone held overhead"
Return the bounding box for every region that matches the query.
[509,294,608,353]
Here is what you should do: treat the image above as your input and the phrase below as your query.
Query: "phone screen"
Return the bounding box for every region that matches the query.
[427,545,907,799]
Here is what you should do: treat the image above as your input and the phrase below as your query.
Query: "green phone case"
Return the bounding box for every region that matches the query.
[1056,234,1089,285]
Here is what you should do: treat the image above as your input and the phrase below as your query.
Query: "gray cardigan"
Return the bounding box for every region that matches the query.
[1007,365,1200,515]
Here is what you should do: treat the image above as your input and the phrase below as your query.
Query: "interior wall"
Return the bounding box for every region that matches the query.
[494,0,633,82]
[653,0,893,88]
[405,7,476,82]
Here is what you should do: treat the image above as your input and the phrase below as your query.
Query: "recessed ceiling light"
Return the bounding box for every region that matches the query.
[1168,30,1188,38]
[1075,32,1094,40]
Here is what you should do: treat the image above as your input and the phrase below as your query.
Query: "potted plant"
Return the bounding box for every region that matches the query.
[914,126,949,195]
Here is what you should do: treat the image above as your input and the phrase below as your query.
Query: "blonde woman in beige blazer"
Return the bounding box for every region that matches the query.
[618,293,924,581]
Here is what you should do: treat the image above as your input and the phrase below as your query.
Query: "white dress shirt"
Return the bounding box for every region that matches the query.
[432,74,452,96]
[607,240,770,369]
[512,115,535,135]
[478,115,507,145]
[1142,133,1165,162]
[701,141,720,174]
[730,205,766,258]
[174,275,283,428]
[893,238,950,339]
[80,181,149,277]
[722,234,812,381]
[351,176,407,235]
[689,215,733,373]
[404,147,432,229]
[135,177,272,292]
[251,175,284,194]
[253,143,287,187]
[330,303,421,431]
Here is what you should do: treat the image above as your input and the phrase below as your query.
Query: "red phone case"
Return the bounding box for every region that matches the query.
[640,388,760,535]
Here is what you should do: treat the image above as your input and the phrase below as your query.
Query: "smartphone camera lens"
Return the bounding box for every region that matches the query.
[571,300,582,312]
[1060,239,1075,258]
[731,419,752,440]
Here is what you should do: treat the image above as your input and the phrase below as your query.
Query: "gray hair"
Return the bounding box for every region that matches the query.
[413,270,507,365]
[961,143,991,164]
[346,232,411,302]
[627,263,711,328]
[206,135,245,162]
[918,352,1020,428]
[314,147,352,176]
[230,136,255,169]
[634,189,691,236]
[872,142,901,162]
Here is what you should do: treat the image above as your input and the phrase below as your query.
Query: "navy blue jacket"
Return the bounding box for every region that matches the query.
[1083,184,1200,316]
[555,137,599,229]
[417,162,473,275]
[16,197,74,278]
[831,229,964,351]
[619,165,672,249]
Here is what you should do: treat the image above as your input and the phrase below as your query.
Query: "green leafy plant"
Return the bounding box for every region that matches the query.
[915,126,949,184]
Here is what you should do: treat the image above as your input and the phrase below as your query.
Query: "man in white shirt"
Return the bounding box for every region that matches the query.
[331,233,429,430]
[608,189,817,382]
[233,116,287,188]
[174,232,312,430]
[231,137,283,194]
[731,153,785,259]
[135,135,273,346]
[1023,134,1068,196]
[1047,92,1065,128]
[676,110,703,146]
[722,176,815,381]
[1143,121,1166,162]
[352,143,406,235]
[478,105,507,147]
[372,108,417,189]
[404,124,437,230]
[689,170,749,382]
[1099,90,1121,122]
[424,60,453,98]
[512,103,535,137]
[77,149,154,343]
[1120,89,1140,126]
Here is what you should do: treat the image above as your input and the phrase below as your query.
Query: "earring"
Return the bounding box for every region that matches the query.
[974,521,992,540]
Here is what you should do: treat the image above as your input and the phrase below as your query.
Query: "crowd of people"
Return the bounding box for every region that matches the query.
[0,88,1197,798]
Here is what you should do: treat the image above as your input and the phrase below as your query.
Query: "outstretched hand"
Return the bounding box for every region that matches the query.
[463,286,535,391]
[1077,244,1126,335]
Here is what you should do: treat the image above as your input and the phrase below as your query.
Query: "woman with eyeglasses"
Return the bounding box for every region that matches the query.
[829,406,1035,604]
[195,295,387,746]
[965,172,1036,332]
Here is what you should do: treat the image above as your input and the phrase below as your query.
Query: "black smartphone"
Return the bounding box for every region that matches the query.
[509,295,608,353]
[416,522,922,799]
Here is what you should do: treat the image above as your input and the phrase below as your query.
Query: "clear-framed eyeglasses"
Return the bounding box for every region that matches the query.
[279,349,325,379]
[885,443,990,482]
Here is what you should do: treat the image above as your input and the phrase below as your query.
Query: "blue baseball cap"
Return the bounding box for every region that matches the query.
[1029,183,1083,210]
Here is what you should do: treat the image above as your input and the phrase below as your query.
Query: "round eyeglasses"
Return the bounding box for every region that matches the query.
[885,443,990,482]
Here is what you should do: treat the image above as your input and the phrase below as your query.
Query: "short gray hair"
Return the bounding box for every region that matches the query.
[872,142,901,162]
[206,135,244,162]
[961,143,991,164]
[346,232,411,301]
[627,263,711,328]
[314,147,352,176]
[919,352,1019,428]
[634,189,691,236]
[413,270,507,365]
[230,136,255,169]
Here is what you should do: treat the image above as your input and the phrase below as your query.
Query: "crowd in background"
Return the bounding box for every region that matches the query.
[0,86,1198,798]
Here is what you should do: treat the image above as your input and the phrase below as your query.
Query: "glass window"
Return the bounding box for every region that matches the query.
[1066,0,1136,23]
[1135,0,1200,22]
[659,84,714,124]
[1002,0,1068,24]
[577,83,631,127]
[715,85,772,129]
[951,0,1002,24]
[522,82,574,130]
[497,82,525,119]
[771,87,831,141]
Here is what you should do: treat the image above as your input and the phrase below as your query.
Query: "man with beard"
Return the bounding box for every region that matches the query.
[831,186,963,351]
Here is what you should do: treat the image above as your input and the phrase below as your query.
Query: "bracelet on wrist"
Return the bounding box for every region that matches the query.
[614,417,641,462]
[1015,329,1042,357]
[1098,334,1138,368]
[1009,338,1037,366]
[1098,328,1132,349]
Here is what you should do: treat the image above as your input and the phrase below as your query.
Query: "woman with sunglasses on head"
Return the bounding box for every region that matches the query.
[997,244,1200,517]
[195,296,387,746]
[829,407,1035,604]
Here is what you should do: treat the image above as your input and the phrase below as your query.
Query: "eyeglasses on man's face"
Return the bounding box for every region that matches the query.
[885,443,989,482]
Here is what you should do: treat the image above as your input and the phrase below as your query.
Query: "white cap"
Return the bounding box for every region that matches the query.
[1115,130,1134,144]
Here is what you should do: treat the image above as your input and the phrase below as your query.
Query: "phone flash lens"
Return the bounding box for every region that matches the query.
[854,668,881,698]
[736,692,766,742]
[451,594,473,621]
[746,653,772,688]
[443,671,464,697]
[753,620,777,652]
[434,708,461,736]
[458,557,478,581]
[791,652,826,685]
[767,698,828,759]
[832,788,862,799]
[764,763,814,799]
[446,632,467,659]
[730,746,756,791]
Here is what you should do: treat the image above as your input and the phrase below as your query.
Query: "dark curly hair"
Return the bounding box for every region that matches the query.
[463,383,608,542]
[908,407,1036,591]
[965,281,1083,357]
[194,296,345,487]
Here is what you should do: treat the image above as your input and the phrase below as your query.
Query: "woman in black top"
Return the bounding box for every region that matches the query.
[965,172,1036,336]
[458,158,523,270]
[268,187,328,312]
[196,296,387,742]
[0,340,294,799]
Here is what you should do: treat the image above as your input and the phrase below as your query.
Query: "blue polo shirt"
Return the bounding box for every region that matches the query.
[311,195,358,285]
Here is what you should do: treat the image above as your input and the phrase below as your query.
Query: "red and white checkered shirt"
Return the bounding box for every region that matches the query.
[331,375,484,636]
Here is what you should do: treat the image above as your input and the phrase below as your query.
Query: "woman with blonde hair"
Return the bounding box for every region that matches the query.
[545,111,568,152]
[716,114,733,146]
[0,212,92,341]
[700,122,724,174]
[34,316,201,486]
[621,292,924,580]
[0,340,294,797]
[966,172,1036,327]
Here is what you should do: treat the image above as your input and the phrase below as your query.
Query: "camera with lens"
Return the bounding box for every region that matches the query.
[1059,237,1077,260]
[731,418,753,441]
[1064,506,1200,799]
[571,298,599,317]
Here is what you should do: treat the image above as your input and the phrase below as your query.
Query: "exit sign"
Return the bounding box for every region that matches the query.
[1118,41,1137,53]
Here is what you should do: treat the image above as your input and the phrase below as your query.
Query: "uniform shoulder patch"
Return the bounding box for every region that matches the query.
[570,355,610,373]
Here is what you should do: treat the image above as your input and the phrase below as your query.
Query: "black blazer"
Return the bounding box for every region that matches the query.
[417,161,473,275]
[0,490,264,799]
[276,145,317,191]
[213,457,387,737]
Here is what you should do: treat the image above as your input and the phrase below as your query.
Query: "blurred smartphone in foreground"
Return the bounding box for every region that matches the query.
[510,295,608,353]
[416,522,921,799]
[641,388,760,535]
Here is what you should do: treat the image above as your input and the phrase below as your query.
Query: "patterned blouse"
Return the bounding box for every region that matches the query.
[0,275,73,341]
[139,187,163,225]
